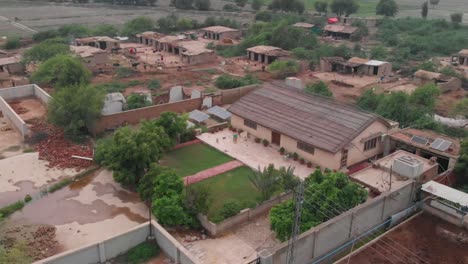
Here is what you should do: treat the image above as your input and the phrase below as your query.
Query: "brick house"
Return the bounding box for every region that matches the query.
[229,83,393,170]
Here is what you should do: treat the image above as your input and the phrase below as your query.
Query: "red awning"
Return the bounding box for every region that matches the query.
[328,18,339,24]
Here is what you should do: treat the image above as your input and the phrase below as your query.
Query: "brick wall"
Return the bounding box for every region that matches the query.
[220,84,259,104]
[93,98,202,134]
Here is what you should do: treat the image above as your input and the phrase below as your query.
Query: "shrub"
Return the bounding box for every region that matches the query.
[48,178,73,193]
[126,93,152,110]
[255,138,261,143]
[24,195,32,203]
[268,60,301,79]
[279,147,285,154]
[292,152,299,160]
[0,200,25,219]
[3,37,21,50]
[305,81,333,97]
[262,139,269,146]
[115,67,135,79]
[127,80,142,87]
[223,3,241,12]
[127,242,159,264]
[33,30,59,42]
[215,74,258,89]
[220,200,242,219]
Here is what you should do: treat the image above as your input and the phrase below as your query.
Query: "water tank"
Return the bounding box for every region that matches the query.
[392,156,424,178]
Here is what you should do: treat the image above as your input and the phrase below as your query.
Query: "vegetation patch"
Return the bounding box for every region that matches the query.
[214,74,259,89]
[161,144,233,177]
[0,201,25,221]
[126,242,159,264]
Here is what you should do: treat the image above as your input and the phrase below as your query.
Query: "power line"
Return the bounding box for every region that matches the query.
[286,181,304,264]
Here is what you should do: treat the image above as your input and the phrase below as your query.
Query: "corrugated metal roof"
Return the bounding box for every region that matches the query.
[421,181,468,206]
[348,57,369,65]
[365,60,388,66]
[229,83,386,153]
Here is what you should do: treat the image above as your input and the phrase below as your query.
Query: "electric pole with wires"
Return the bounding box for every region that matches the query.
[286,181,305,264]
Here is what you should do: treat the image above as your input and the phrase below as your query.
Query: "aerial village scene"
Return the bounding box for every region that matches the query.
[0,0,467,263]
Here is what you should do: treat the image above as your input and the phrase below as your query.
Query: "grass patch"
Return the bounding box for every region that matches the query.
[48,178,73,193]
[0,200,25,221]
[192,166,260,222]
[161,144,233,177]
[127,241,159,264]
[4,145,21,152]
[22,147,35,153]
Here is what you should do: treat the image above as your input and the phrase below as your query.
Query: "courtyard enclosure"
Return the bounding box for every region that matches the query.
[229,83,392,170]
[260,180,417,264]
[34,220,199,264]
[0,84,51,139]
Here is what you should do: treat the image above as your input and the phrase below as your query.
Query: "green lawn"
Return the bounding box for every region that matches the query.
[161,144,233,177]
[259,0,377,16]
[192,166,261,222]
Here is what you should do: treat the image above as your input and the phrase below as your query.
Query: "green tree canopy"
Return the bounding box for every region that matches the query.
[126,93,152,110]
[314,1,328,15]
[31,54,91,88]
[269,0,305,14]
[330,0,359,17]
[23,38,70,64]
[3,37,21,50]
[92,24,120,37]
[252,0,263,11]
[194,0,210,10]
[270,170,367,241]
[94,120,171,185]
[305,81,333,97]
[234,0,248,7]
[370,45,388,60]
[137,164,172,201]
[122,17,155,38]
[57,24,91,38]
[450,98,468,118]
[376,0,398,17]
[154,112,189,144]
[455,140,468,184]
[173,0,194,9]
[48,85,104,137]
[248,164,281,201]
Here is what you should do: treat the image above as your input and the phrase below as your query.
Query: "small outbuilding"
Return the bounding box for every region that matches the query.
[320,57,392,77]
[452,49,468,66]
[178,40,217,65]
[200,26,241,41]
[75,36,120,52]
[70,46,109,69]
[413,70,461,93]
[0,55,24,75]
[246,45,289,64]
[102,92,126,115]
[323,24,359,39]
[136,31,165,47]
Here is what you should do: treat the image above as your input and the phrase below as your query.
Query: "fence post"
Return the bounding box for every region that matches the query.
[98,242,106,263]
[258,249,273,264]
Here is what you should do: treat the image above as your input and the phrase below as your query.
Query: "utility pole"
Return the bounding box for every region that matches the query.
[286,181,304,264]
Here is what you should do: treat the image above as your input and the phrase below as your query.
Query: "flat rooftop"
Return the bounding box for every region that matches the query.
[200,26,239,33]
[338,213,468,264]
[389,128,461,157]
[350,150,436,193]
[70,45,106,58]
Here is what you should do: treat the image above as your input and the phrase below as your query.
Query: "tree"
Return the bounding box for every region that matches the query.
[173,0,194,9]
[248,164,280,201]
[94,120,171,185]
[421,1,429,19]
[270,170,367,241]
[234,0,248,7]
[194,0,210,10]
[23,38,70,64]
[121,17,154,38]
[126,93,152,110]
[429,0,440,9]
[252,0,262,11]
[48,85,104,137]
[305,81,333,97]
[137,164,171,201]
[450,13,463,24]
[32,30,59,42]
[330,0,359,17]
[154,112,189,144]
[57,24,91,38]
[279,166,300,191]
[3,37,21,50]
[376,0,398,17]
[450,98,468,118]
[92,24,120,37]
[268,60,301,79]
[152,194,190,226]
[370,45,388,60]
[314,1,328,15]
[31,54,91,88]
[269,0,305,13]
[357,89,384,112]
[455,140,468,184]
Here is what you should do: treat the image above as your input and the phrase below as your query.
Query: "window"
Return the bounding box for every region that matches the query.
[244,119,257,130]
[297,142,315,154]
[364,138,378,151]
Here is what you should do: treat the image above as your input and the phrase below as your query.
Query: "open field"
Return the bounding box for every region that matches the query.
[0,0,254,38]
[192,166,259,221]
[161,143,233,177]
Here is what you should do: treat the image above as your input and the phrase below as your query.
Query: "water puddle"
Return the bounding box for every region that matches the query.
[0,181,36,207]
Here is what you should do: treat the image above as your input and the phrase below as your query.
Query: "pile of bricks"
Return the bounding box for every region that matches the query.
[30,119,94,170]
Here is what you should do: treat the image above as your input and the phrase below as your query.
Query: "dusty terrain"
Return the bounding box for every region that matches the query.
[341,213,468,264]
[172,214,280,264]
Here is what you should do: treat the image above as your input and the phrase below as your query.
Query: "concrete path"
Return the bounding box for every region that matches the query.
[184,160,243,185]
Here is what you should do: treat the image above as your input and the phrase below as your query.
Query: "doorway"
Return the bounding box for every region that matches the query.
[373,66,379,75]
[272,131,281,146]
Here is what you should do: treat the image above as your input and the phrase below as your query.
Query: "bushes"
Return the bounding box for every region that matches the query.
[3,37,21,50]
[215,74,259,89]
[23,38,70,64]
[48,178,73,193]
[223,3,241,12]
[0,201,25,220]
[268,60,301,79]
[305,81,332,97]
[115,67,135,79]
[220,200,242,219]
[126,93,152,110]
[147,79,161,90]
[127,242,159,264]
